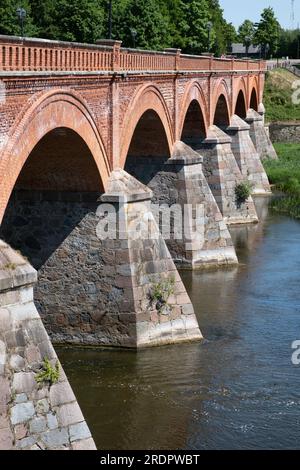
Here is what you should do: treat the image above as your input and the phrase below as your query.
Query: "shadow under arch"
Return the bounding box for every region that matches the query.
[178,81,208,142]
[0,126,106,270]
[250,87,259,111]
[124,108,172,188]
[180,99,207,148]
[0,119,110,342]
[235,90,247,119]
[120,84,173,169]
[0,89,110,223]
[213,94,230,127]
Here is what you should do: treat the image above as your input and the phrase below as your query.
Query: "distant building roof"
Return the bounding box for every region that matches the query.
[230,43,261,54]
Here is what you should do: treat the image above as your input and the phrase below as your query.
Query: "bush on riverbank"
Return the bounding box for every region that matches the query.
[264,143,300,218]
[264,69,300,122]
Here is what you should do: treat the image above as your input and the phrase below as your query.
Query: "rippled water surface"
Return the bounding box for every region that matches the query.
[57,198,300,450]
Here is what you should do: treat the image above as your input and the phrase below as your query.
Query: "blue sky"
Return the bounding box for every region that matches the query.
[219,0,300,30]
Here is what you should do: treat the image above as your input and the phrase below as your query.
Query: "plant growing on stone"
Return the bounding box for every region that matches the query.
[235,181,252,206]
[36,358,60,386]
[149,275,175,313]
[4,262,17,270]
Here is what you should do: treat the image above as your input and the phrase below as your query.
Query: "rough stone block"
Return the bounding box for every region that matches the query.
[72,438,97,450]
[9,354,25,372]
[29,416,47,434]
[35,399,50,415]
[10,402,35,425]
[0,427,13,450]
[47,413,58,430]
[16,436,37,449]
[57,402,84,427]
[12,372,36,393]
[69,421,91,442]
[49,381,76,407]
[41,428,69,448]
[15,393,28,404]
[14,423,28,440]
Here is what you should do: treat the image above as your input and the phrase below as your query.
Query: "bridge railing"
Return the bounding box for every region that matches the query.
[0,35,266,73]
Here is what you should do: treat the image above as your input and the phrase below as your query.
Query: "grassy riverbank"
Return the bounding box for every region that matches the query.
[264,143,300,218]
[264,68,300,122]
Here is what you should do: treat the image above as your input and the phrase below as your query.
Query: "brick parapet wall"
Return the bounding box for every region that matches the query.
[0,35,266,74]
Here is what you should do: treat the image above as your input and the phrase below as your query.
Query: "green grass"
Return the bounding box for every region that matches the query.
[264,69,300,122]
[264,143,300,218]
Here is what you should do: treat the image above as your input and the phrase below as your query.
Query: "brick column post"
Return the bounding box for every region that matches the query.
[164,48,181,71]
[96,39,122,72]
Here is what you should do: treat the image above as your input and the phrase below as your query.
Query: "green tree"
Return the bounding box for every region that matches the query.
[29,0,105,42]
[114,0,169,50]
[0,0,238,56]
[254,7,280,58]
[179,0,211,54]
[277,28,300,59]
[223,22,237,51]
[203,0,237,56]
[0,0,37,36]
[238,20,255,54]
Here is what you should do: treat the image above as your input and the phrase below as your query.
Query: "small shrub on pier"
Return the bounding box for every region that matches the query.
[149,276,175,313]
[36,358,60,386]
[235,181,252,205]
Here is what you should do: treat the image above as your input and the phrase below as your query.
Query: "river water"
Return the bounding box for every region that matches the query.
[57,197,300,450]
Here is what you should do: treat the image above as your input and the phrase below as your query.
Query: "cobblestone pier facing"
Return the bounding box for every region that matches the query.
[0,241,96,450]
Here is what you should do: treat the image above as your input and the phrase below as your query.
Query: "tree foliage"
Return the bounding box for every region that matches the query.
[114,0,169,50]
[254,7,280,57]
[238,20,255,47]
[277,28,300,59]
[0,0,238,56]
[0,0,37,36]
[0,0,288,59]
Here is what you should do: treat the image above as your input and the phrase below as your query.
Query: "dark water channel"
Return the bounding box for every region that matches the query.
[57,197,300,450]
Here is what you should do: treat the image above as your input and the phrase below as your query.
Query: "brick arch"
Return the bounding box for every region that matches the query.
[178,81,209,140]
[0,90,110,223]
[233,78,248,118]
[120,84,174,168]
[248,76,259,110]
[211,80,231,127]
[250,86,259,111]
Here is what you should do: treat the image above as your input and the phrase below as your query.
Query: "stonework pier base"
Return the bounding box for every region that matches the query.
[0,241,95,450]
[226,114,271,195]
[99,169,203,347]
[163,141,238,269]
[246,109,278,160]
[197,126,259,225]
[0,181,201,348]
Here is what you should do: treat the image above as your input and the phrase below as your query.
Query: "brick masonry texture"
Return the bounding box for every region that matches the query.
[0,46,265,224]
[0,241,96,450]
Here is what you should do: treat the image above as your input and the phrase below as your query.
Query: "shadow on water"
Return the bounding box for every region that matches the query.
[57,196,300,450]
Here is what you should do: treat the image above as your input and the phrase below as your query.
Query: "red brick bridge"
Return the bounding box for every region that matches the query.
[0,35,276,350]
[0,34,281,450]
[0,35,269,217]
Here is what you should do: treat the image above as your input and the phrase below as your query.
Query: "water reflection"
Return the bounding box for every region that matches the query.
[57,197,300,450]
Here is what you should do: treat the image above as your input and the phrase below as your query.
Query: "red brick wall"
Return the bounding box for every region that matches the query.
[0,62,265,222]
